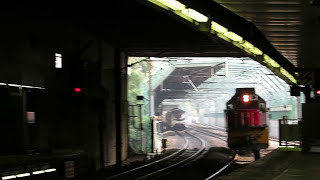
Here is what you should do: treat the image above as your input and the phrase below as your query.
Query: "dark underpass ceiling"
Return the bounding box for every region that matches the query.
[0,0,248,58]
[214,0,304,67]
[1,0,298,83]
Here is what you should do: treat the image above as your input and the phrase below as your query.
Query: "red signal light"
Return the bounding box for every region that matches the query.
[317,90,320,95]
[74,88,81,93]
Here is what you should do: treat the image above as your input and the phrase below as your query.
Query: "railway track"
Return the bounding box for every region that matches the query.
[185,124,237,180]
[105,130,206,180]
[188,123,282,178]
[188,124,227,141]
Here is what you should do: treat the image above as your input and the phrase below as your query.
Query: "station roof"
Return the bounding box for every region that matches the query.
[214,0,303,67]
[3,0,299,84]
[146,57,290,105]
[135,0,298,84]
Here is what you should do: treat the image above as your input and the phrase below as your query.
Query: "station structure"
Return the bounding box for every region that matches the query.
[0,0,319,179]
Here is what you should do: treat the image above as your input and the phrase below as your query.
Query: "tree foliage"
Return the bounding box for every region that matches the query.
[128,57,152,153]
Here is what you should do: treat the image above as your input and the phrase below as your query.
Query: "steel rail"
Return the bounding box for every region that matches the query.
[204,154,236,180]
[136,131,206,180]
[188,126,227,142]
[188,124,236,180]
[105,131,189,180]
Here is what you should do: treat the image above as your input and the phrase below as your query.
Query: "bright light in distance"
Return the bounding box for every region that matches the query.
[74,88,81,93]
[243,95,249,102]
[16,173,30,178]
[2,175,16,180]
[32,170,45,175]
[317,90,320,95]
[44,168,56,173]
[55,53,62,68]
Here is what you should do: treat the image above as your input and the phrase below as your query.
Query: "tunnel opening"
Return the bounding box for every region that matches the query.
[127,56,303,155]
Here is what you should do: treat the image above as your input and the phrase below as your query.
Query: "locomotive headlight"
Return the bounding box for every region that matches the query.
[243,95,249,102]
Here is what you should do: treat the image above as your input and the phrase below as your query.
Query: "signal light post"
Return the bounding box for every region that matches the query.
[136,96,144,153]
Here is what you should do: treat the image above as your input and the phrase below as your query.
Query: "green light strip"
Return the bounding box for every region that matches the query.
[264,54,280,68]
[146,0,297,84]
[182,8,208,22]
[155,0,185,10]
[280,68,297,84]
[277,147,301,152]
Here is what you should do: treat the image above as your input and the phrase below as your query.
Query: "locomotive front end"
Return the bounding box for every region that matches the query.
[225,88,269,159]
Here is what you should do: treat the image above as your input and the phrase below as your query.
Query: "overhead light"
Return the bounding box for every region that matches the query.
[223,31,243,42]
[44,169,57,173]
[32,170,45,175]
[211,21,228,33]
[2,175,16,180]
[240,41,254,49]
[249,47,263,55]
[263,54,280,68]
[7,84,20,87]
[154,0,185,10]
[216,33,231,42]
[4,83,45,89]
[16,173,30,178]
[280,67,297,84]
[232,42,244,50]
[182,8,208,22]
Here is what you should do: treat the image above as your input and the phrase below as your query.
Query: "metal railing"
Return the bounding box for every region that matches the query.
[279,119,301,147]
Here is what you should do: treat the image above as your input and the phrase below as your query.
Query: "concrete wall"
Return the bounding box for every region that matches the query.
[0,14,129,171]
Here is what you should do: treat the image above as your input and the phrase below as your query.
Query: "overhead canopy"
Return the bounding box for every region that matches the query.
[141,57,291,111]
[139,0,298,84]
[3,0,298,84]
[152,60,223,109]
[190,57,290,101]
[214,0,303,67]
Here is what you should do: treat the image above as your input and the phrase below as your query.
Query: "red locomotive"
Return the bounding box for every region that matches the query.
[225,88,268,159]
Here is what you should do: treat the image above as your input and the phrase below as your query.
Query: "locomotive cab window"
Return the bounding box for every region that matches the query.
[227,104,233,110]
[259,103,266,112]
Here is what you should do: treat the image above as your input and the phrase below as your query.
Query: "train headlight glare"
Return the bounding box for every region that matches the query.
[243,95,249,102]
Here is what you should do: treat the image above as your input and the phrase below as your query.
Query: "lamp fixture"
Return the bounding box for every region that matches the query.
[211,21,228,33]
[182,8,208,22]
[280,68,297,84]
[240,41,254,49]
[249,47,263,55]
[155,0,185,10]
[223,31,243,42]
[264,54,280,68]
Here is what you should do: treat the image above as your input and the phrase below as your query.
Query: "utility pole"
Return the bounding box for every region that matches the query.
[115,48,122,166]
[148,60,154,152]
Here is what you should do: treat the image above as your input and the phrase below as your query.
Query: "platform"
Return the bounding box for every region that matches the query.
[218,149,320,180]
